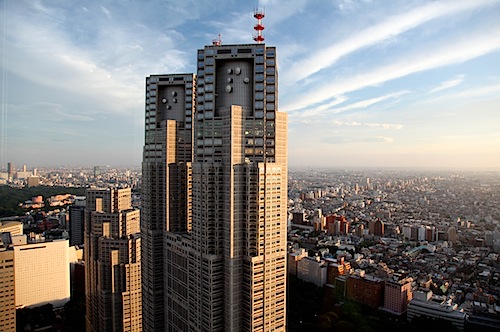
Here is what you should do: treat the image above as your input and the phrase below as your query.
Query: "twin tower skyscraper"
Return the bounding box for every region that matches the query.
[141,39,288,331]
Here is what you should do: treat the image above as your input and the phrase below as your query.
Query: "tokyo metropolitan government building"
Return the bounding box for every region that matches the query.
[141,34,287,332]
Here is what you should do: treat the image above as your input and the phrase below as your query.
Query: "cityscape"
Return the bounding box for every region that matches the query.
[1,1,500,332]
[1,164,499,331]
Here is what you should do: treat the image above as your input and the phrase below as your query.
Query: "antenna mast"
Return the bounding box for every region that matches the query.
[253,8,265,43]
[212,33,222,46]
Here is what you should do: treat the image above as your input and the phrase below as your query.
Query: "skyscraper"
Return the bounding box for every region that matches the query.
[0,248,15,332]
[85,188,142,332]
[141,39,287,331]
[69,205,85,246]
[141,73,195,332]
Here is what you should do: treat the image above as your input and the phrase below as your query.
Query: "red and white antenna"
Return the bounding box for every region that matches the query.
[253,8,265,43]
[212,34,222,46]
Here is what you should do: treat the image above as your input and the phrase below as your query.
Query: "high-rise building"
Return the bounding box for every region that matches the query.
[0,248,15,332]
[85,188,142,332]
[383,276,413,314]
[14,238,71,308]
[141,72,195,332]
[141,39,287,331]
[7,162,14,178]
[69,205,85,246]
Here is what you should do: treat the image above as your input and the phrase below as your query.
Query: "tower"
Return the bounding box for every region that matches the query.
[141,73,195,332]
[141,13,287,332]
[188,40,287,331]
[85,188,142,332]
[69,205,85,246]
[0,248,15,332]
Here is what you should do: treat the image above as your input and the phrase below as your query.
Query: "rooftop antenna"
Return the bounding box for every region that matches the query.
[212,34,222,46]
[253,8,265,43]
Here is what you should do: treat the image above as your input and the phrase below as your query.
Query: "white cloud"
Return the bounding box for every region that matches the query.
[282,0,498,85]
[419,83,500,106]
[289,95,348,120]
[321,135,394,144]
[430,75,465,93]
[332,121,404,130]
[282,32,500,113]
[291,91,408,121]
[101,6,112,20]
[328,91,409,114]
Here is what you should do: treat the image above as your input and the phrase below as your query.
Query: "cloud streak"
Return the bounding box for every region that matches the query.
[282,32,500,113]
[321,136,394,144]
[430,75,465,93]
[332,121,404,130]
[282,0,498,85]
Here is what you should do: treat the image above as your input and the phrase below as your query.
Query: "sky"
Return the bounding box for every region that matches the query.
[1,0,500,170]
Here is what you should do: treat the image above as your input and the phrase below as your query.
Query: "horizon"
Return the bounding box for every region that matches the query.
[3,163,500,175]
[1,0,500,169]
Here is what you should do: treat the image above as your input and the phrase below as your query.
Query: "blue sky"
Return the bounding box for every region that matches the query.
[1,0,500,169]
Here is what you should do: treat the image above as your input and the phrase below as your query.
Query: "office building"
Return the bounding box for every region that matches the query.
[407,290,466,331]
[69,205,85,246]
[85,188,142,332]
[0,248,15,332]
[0,221,23,244]
[142,38,287,330]
[383,276,413,314]
[7,162,14,178]
[141,72,195,332]
[346,271,384,308]
[14,238,71,308]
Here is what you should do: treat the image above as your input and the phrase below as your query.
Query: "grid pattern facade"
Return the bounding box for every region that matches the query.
[142,74,195,332]
[143,43,287,332]
[85,188,142,332]
[383,278,413,314]
[0,249,15,332]
[69,205,85,246]
[14,240,70,308]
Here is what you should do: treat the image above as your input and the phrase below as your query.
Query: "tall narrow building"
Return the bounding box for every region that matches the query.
[142,38,287,332]
[141,73,195,332]
[85,188,142,332]
[0,248,15,332]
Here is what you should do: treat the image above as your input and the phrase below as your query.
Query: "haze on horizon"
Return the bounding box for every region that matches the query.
[1,0,499,170]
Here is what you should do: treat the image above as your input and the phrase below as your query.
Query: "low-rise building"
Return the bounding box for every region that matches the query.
[407,290,467,331]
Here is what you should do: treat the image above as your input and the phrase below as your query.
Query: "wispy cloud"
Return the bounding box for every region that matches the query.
[328,91,409,114]
[101,6,112,20]
[8,102,95,122]
[321,136,394,144]
[282,0,498,85]
[420,83,500,106]
[282,32,500,112]
[430,75,465,93]
[332,121,404,130]
[291,91,408,121]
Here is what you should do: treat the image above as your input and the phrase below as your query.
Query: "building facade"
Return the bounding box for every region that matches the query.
[0,248,15,332]
[142,42,287,332]
[14,238,70,308]
[383,276,413,314]
[141,73,195,332]
[69,205,85,246]
[85,188,142,332]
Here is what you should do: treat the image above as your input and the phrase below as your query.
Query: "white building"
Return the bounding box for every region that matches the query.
[14,238,72,308]
[407,290,467,331]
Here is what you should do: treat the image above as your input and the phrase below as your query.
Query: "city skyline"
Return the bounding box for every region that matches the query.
[1,0,500,169]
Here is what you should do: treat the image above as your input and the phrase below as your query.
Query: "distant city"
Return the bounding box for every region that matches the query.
[1,162,499,331]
